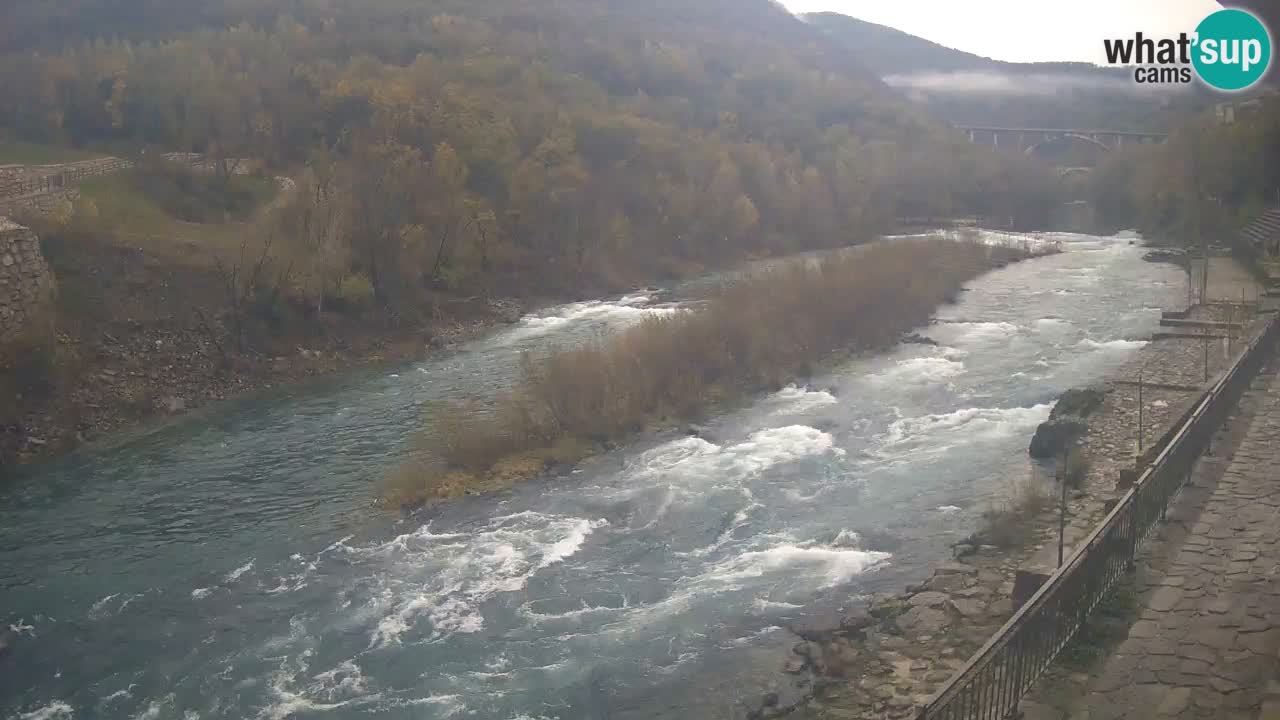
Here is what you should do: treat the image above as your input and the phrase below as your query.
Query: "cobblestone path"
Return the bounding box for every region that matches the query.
[1051,363,1280,719]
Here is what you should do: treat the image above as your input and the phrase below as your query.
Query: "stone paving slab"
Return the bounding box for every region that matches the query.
[1040,364,1280,720]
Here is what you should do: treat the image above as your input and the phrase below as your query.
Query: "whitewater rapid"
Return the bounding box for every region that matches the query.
[1,231,1186,720]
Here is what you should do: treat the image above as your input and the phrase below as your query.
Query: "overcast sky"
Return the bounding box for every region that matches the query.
[779,0,1225,64]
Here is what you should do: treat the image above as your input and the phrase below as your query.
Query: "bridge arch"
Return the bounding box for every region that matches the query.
[1024,133,1114,157]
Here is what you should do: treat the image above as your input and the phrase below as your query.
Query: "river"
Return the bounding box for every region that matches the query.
[1,231,1184,720]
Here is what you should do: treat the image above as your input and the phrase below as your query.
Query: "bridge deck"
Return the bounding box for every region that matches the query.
[953,125,1168,138]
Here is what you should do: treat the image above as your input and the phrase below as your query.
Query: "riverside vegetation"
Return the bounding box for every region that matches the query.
[1087,96,1280,247]
[386,236,1058,507]
[0,0,1070,470]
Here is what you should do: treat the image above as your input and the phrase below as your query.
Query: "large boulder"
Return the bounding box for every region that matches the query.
[1028,418,1087,459]
[1053,387,1105,418]
[1028,387,1105,459]
[895,605,951,635]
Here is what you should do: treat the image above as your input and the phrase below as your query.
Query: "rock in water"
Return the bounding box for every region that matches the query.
[1028,418,1087,459]
[901,333,939,346]
[488,298,524,324]
[1028,387,1105,459]
[1142,248,1187,267]
[1053,387,1105,418]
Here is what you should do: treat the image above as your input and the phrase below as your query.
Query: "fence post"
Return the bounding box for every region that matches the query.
[1203,329,1210,385]
[1058,446,1069,568]
[1137,371,1144,454]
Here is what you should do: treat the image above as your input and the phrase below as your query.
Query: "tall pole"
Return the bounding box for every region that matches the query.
[1203,328,1210,384]
[1058,446,1069,568]
[1138,370,1144,454]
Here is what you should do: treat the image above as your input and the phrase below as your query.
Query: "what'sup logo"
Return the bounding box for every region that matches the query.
[1104,8,1272,91]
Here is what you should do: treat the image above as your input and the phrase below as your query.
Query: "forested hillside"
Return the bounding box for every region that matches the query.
[0,0,1059,302]
[1088,98,1280,246]
[0,0,1071,467]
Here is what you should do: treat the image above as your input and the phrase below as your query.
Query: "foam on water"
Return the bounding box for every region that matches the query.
[1033,318,1072,332]
[723,426,845,476]
[933,321,1020,345]
[878,404,1053,457]
[767,385,838,414]
[17,703,74,720]
[89,594,120,616]
[367,513,608,647]
[224,560,255,583]
[632,426,843,484]
[869,356,965,385]
[709,542,890,588]
[389,695,466,716]
[1079,338,1148,352]
[1,229,1189,720]
[101,688,133,704]
[131,695,175,720]
[88,593,141,618]
[258,655,384,720]
[751,599,802,612]
[832,529,862,547]
[497,296,683,344]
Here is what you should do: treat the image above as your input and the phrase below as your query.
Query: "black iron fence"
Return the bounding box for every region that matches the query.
[916,312,1280,720]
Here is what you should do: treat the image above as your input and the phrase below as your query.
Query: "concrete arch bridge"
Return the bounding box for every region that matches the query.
[955,125,1168,156]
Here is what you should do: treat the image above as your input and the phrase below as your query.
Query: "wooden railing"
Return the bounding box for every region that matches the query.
[0,158,133,200]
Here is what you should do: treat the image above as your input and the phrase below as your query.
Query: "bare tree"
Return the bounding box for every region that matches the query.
[210,229,290,355]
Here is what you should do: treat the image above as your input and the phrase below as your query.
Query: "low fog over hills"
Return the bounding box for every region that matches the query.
[802,11,1213,131]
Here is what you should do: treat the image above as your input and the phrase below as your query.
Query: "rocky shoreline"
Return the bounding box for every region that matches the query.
[0,298,527,473]
[748,282,1268,719]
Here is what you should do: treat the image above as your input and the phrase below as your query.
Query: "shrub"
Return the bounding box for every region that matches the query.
[386,236,1053,507]
[1063,449,1091,489]
[335,273,376,310]
[126,160,272,223]
[976,477,1056,549]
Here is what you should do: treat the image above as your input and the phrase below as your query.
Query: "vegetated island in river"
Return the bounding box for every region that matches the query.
[386,235,1060,508]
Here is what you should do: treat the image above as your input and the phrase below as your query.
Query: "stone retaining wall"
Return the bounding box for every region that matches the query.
[0,217,54,342]
[0,157,132,200]
[0,153,257,218]
[0,189,79,218]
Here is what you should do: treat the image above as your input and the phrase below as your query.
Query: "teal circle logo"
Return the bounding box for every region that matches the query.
[1192,8,1272,91]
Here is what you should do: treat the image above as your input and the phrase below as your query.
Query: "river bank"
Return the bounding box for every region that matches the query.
[0,294,527,472]
[387,237,1054,508]
[760,256,1265,720]
[2,230,1193,720]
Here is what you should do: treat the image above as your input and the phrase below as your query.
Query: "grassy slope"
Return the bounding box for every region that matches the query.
[76,172,278,266]
[0,140,105,165]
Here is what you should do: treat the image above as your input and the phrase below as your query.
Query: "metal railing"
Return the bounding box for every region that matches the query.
[916,312,1280,720]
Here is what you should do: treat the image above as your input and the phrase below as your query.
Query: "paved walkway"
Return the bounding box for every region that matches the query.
[1051,363,1280,719]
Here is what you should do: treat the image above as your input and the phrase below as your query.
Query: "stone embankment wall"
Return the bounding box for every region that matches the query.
[0,153,257,218]
[0,157,132,199]
[0,217,53,341]
[0,189,80,218]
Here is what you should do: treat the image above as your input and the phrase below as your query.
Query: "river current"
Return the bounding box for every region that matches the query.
[1,231,1183,720]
